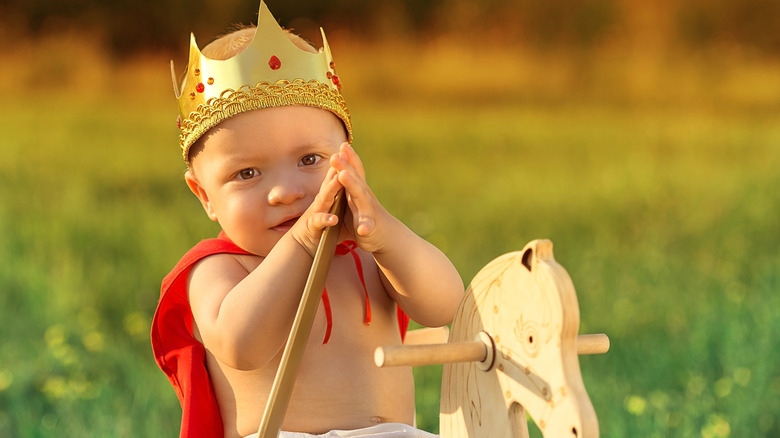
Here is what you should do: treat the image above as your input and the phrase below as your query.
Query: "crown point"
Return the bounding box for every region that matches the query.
[176,1,353,159]
[269,55,282,70]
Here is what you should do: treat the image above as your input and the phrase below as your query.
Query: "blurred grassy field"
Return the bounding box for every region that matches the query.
[0,33,779,437]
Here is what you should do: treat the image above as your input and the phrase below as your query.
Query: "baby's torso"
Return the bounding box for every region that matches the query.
[206,253,416,438]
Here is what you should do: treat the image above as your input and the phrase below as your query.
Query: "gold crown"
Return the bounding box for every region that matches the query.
[172,1,352,162]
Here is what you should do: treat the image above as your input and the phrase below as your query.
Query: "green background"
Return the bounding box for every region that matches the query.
[1,1,779,436]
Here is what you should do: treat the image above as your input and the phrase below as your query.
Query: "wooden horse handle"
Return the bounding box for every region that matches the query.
[375,333,609,368]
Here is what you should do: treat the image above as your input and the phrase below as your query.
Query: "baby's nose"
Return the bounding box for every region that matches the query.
[267,180,305,205]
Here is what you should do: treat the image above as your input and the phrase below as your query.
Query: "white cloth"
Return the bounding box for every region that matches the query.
[244,423,437,438]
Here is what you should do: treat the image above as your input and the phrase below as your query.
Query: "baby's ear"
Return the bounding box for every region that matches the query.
[184,170,218,221]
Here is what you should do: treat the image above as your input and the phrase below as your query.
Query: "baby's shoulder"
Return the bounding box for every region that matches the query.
[188,252,262,291]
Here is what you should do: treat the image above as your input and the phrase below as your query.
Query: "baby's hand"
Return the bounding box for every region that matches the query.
[330,143,395,254]
[288,165,343,256]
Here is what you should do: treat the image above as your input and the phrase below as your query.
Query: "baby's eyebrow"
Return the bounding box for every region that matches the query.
[221,154,264,167]
[295,139,337,153]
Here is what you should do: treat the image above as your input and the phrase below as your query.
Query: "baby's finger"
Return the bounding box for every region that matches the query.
[335,164,373,214]
[342,192,372,237]
[330,153,358,190]
[311,167,342,211]
[340,143,366,179]
[341,182,380,241]
[294,211,340,256]
[308,211,340,230]
[354,213,376,237]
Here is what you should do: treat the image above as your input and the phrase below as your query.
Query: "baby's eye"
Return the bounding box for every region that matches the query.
[237,168,259,180]
[300,154,322,166]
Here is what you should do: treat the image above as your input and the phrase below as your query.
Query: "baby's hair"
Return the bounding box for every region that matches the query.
[187,26,318,165]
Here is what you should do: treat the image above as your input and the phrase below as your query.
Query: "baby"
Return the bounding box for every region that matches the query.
[151,2,464,438]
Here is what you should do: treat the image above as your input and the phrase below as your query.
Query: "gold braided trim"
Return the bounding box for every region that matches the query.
[179,79,352,162]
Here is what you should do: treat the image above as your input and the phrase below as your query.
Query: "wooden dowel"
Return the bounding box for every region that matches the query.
[375,341,487,368]
[257,189,347,438]
[375,333,610,368]
[577,333,610,355]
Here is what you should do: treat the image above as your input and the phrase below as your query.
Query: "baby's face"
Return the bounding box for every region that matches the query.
[187,105,348,256]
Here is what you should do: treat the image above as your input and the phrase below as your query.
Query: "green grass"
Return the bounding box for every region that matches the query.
[356,102,780,436]
[1,49,779,437]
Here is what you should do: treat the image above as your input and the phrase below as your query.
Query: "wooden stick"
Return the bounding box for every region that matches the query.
[577,333,611,355]
[256,189,347,438]
[375,333,610,368]
[375,341,487,368]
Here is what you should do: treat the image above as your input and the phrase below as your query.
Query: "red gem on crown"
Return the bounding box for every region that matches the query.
[269,55,281,70]
[195,83,205,93]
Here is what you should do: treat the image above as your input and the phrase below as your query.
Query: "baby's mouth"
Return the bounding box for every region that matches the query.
[273,216,300,232]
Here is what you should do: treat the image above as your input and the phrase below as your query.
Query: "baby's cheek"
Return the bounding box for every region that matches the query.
[229,197,264,223]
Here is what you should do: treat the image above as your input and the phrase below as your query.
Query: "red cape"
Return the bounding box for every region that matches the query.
[151,234,410,438]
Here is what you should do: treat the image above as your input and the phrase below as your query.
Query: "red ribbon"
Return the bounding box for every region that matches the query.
[320,240,371,344]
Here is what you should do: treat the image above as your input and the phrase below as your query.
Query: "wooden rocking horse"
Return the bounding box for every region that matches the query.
[256,192,610,437]
[376,240,609,437]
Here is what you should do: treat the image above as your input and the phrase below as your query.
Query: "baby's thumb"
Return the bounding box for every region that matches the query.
[356,215,375,237]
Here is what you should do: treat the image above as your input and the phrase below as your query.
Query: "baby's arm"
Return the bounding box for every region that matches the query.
[187,167,343,370]
[331,144,464,326]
